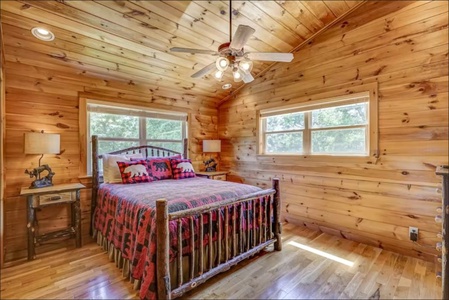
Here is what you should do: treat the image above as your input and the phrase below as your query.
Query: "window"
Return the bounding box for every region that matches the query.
[259,91,377,157]
[86,101,187,174]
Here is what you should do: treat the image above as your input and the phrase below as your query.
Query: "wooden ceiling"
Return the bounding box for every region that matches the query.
[0,1,360,105]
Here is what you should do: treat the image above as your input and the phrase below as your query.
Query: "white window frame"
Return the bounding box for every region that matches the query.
[84,100,187,175]
[258,89,378,158]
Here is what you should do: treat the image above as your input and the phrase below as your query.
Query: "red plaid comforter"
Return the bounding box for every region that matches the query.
[93,177,263,299]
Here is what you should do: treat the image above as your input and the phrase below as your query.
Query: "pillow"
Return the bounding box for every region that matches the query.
[102,153,143,183]
[116,160,152,184]
[171,158,196,180]
[148,158,173,180]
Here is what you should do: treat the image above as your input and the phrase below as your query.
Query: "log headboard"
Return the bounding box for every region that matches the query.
[90,135,188,234]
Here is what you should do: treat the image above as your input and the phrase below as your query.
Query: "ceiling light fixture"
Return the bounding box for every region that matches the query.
[31,27,55,41]
[222,83,232,90]
[211,0,255,84]
[169,0,294,83]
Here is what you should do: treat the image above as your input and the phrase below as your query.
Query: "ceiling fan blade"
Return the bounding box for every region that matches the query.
[170,47,218,55]
[191,62,216,78]
[242,72,254,83]
[229,25,255,51]
[247,52,294,62]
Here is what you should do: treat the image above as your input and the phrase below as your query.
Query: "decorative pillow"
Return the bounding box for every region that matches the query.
[116,160,152,184]
[148,158,173,180]
[171,158,196,180]
[102,153,143,183]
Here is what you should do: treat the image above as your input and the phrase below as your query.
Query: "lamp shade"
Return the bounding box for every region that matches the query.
[24,132,60,154]
[203,140,221,153]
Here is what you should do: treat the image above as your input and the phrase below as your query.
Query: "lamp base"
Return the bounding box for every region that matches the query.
[25,164,55,189]
[203,158,218,173]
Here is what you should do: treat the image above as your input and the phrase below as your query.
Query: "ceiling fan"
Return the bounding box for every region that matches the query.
[170,1,294,85]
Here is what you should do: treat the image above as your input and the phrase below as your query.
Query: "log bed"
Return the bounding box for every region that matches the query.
[90,135,282,299]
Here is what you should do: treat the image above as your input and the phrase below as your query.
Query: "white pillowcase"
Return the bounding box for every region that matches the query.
[102,153,143,183]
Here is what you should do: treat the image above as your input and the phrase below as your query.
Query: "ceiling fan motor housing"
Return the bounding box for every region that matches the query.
[218,42,244,58]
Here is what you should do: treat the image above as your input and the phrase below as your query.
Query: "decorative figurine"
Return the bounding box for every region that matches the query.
[204,158,218,172]
[24,164,55,188]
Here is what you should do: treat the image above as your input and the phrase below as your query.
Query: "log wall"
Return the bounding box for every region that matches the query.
[219,0,448,261]
[2,65,218,263]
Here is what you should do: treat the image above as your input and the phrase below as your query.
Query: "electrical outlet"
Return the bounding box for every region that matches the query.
[409,226,418,241]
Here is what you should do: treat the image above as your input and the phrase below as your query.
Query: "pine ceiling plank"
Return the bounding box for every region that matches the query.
[1,10,256,90]
[65,0,221,67]
[2,23,215,88]
[323,1,351,18]
[134,1,276,54]
[163,1,291,52]
[174,1,298,52]
[4,53,221,106]
[4,44,224,99]
[307,1,417,47]
[275,1,325,33]
[6,1,196,70]
[131,1,233,50]
[4,1,234,99]
[302,1,338,24]
[345,1,361,9]
[0,11,189,75]
[201,1,305,48]
[248,1,313,41]
[94,0,218,51]
[94,1,237,68]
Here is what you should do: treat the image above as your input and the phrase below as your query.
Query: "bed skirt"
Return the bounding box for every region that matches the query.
[94,228,233,294]
[94,230,142,291]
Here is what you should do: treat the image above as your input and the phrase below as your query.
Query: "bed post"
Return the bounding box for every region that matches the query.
[183,138,188,159]
[90,135,99,236]
[156,199,171,299]
[272,178,282,251]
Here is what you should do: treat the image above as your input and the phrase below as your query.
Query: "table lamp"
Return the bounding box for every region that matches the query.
[24,132,60,188]
[203,140,221,172]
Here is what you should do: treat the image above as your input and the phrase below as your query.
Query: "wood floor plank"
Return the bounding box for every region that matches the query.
[0,224,441,299]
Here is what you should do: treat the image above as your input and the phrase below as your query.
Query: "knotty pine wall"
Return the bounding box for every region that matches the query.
[1,23,6,267]
[219,0,448,262]
[2,67,218,263]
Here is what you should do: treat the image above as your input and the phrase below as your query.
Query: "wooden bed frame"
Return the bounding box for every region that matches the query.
[90,135,282,299]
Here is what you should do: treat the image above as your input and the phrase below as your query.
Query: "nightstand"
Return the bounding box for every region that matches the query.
[20,183,85,260]
[196,171,228,181]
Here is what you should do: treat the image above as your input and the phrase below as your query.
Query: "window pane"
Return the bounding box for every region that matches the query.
[147,142,183,154]
[311,103,367,129]
[97,140,140,172]
[311,128,366,154]
[90,112,139,138]
[266,112,304,132]
[266,132,303,154]
[146,118,182,140]
[98,140,140,155]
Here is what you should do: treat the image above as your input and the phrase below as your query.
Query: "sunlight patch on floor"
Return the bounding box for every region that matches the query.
[287,241,354,267]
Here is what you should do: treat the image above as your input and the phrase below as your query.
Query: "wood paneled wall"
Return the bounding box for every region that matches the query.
[2,65,218,263]
[219,0,448,262]
[1,23,6,268]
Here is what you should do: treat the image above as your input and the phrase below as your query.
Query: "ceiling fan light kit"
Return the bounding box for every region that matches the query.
[170,0,294,85]
[216,57,230,71]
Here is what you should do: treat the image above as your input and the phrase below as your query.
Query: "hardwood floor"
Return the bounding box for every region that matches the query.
[0,223,442,299]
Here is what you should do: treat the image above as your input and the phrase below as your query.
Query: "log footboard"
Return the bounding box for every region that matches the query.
[156,178,282,299]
